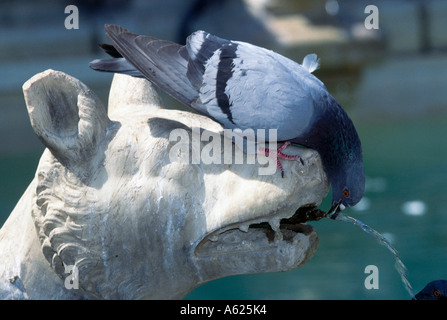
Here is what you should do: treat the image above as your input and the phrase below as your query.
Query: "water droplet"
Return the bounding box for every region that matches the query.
[365,177,387,193]
[352,197,371,212]
[382,232,395,244]
[401,200,427,216]
[325,0,339,16]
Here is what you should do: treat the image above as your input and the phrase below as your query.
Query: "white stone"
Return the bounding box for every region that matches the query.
[0,71,329,299]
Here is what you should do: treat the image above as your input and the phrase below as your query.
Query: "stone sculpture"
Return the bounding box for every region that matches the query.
[0,70,329,299]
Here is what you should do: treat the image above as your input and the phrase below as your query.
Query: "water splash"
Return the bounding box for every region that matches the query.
[329,210,415,299]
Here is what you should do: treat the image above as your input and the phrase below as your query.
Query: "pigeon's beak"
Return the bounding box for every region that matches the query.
[329,200,345,220]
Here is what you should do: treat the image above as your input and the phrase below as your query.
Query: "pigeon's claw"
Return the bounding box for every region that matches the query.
[259,142,303,178]
[277,142,302,161]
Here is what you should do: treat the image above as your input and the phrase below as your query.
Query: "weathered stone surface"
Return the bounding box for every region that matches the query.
[0,71,329,299]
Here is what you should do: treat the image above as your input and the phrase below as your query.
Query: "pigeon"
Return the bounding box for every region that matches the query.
[414,280,447,300]
[90,24,365,216]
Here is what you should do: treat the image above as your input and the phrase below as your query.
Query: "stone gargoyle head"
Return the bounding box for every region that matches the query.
[0,70,329,299]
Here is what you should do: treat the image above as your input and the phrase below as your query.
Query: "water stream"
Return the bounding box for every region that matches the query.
[329,210,415,299]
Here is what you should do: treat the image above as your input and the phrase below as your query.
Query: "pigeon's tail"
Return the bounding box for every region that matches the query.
[89,57,145,78]
[90,24,200,108]
[98,43,122,58]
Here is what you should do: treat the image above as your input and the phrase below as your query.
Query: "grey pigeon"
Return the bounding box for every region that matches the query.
[414,280,447,300]
[90,24,365,215]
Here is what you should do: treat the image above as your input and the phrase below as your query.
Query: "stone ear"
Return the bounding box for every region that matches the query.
[23,70,111,165]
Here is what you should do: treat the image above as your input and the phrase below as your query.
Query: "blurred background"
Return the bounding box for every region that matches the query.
[1,0,447,300]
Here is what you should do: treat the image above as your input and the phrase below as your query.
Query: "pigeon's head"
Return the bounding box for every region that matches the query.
[329,159,365,217]
[414,280,447,300]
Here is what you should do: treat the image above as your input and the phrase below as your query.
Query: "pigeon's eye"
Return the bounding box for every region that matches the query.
[343,189,350,198]
[433,289,441,298]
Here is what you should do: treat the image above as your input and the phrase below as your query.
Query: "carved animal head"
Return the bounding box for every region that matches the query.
[23,70,328,299]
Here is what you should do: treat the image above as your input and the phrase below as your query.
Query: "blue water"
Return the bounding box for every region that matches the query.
[1,117,447,300]
[0,152,42,219]
[185,117,447,299]
[331,211,414,299]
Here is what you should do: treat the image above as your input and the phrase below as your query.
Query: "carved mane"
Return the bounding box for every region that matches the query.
[32,150,107,298]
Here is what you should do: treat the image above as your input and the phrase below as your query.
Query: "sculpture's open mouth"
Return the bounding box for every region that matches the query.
[195,204,326,257]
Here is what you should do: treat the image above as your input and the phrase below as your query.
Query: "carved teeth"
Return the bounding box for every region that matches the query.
[238,224,249,233]
[268,218,283,241]
[208,235,219,242]
[269,218,280,232]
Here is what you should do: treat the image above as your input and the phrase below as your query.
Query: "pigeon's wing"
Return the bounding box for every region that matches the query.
[89,57,146,78]
[195,38,324,140]
[183,30,235,118]
[98,25,323,141]
[102,24,199,107]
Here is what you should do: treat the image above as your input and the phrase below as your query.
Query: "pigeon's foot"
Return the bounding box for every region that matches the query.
[258,141,304,178]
